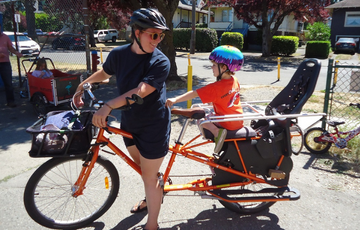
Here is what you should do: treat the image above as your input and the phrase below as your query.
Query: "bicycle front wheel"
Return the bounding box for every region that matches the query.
[24,156,119,229]
[304,127,332,154]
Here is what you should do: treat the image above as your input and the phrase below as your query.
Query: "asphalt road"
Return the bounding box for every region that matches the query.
[0,49,359,230]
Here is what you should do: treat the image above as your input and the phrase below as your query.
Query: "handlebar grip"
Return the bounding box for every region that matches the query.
[83,83,96,101]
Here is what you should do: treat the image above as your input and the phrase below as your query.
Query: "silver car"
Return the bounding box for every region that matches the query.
[4,31,41,56]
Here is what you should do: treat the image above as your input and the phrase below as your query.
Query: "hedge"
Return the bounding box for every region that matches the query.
[271,36,299,56]
[173,28,218,52]
[305,41,331,59]
[220,32,244,50]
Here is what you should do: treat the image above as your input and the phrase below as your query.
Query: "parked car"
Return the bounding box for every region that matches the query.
[4,31,40,56]
[23,29,45,36]
[93,29,118,43]
[51,34,86,50]
[334,38,357,55]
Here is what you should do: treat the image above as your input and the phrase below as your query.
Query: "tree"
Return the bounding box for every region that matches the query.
[88,0,182,81]
[208,0,330,57]
[24,0,36,39]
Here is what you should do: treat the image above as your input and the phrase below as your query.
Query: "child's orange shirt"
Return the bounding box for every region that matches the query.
[196,76,243,130]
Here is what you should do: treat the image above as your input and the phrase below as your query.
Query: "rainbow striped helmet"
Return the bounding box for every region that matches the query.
[209,45,244,72]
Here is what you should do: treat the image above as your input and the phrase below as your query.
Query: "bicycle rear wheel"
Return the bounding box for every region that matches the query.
[304,127,332,154]
[24,155,119,229]
[218,182,281,214]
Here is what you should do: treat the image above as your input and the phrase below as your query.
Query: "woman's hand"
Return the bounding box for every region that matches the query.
[165,98,176,107]
[92,106,112,128]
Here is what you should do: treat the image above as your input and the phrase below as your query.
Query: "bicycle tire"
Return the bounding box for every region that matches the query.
[23,155,119,229]
[218,182,281,214]
[304,127,332,154]
[290,124,304,155]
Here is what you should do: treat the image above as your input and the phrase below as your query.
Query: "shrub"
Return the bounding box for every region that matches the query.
[305,22,331,41]
[271,36,299,56]
[173,28,218,52]
[220,32,244,50]
[195,23,207,28]
[305,41,331,59]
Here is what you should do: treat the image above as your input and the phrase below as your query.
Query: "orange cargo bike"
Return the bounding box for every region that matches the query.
[23,59,324,229]
[21,57,84,115]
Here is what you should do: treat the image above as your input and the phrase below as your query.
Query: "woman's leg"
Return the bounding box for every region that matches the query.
[0,62,15,104]
[140,154,164,230]
[127,145,148,212]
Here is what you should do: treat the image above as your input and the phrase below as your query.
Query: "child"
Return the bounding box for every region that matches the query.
[166,45,244,153]
[32,58,54,79]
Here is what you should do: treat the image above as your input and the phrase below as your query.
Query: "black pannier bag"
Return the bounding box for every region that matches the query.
[26,110,94,157]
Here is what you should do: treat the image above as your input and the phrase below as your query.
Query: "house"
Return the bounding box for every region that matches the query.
[172,0,209,28]
[326,0,360,51]
[179,1,305,48]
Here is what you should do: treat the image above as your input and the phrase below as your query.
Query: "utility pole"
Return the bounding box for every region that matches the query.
[190,0,196,54]
[82,0,91,76]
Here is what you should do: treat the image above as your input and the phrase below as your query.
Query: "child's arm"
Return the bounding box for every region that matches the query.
[166,90,199,107]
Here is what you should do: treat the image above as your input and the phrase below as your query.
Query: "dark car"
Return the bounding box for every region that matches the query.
[334,38,357,55]
[52,34,86,50]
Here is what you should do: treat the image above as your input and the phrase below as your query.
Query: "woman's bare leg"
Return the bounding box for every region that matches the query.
[140,154,164,230]
[128,145,164,229]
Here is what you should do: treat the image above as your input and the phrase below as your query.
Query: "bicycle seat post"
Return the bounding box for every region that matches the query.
[176,118,191,144]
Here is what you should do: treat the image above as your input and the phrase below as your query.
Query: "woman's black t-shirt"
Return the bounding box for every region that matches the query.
[102,44,171,159]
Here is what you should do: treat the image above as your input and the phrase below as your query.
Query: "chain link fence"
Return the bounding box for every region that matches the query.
[31,0,89,75]
[326,60,360,129]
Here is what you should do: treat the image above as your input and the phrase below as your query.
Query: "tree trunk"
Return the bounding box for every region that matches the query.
[157,0,182,82]
[25,0,36,40]
[159,35,181,81]
[261,25,272,57]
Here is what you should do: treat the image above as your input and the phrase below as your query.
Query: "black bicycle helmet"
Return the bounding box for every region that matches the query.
[130,8,169,31]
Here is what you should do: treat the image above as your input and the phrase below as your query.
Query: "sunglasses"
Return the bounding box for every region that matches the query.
[142,31,165,41]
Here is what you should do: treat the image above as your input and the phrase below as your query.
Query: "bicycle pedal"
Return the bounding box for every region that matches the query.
[269,169,286,179]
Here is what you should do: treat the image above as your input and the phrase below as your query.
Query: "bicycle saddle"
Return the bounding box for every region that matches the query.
[326,120,345,127]
[171,107,206,119]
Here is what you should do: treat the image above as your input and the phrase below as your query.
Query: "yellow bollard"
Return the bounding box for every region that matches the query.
[277,57,280,81]
[334,60,339,85]
[100,47,104,64]
[187,53,193,108]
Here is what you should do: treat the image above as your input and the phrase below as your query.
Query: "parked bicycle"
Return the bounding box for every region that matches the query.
[23,59,323,229]
[304,103,360,154]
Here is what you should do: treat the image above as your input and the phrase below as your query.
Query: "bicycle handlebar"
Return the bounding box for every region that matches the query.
[72,83,143,111]
[349,103,360,109]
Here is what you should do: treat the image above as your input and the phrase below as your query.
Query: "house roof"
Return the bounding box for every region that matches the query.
[178,1,210,14]
[325,0,360,9]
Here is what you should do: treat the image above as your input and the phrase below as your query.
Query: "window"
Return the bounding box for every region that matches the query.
[345,12,360,27]
[222,10,229,22]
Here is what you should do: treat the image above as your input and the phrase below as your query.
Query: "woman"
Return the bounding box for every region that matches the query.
[74,8,170,230]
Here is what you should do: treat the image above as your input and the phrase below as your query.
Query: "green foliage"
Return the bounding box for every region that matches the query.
[305,22,331,41]
[271,36,299,56]
[35,13,63,32]
[195,23,208,28]
[305,41,331,59]
[92,16,110,30]
[220,32,244,51]
[173,28,218,52]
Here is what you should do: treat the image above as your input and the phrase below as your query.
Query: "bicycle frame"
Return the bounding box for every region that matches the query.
[73,105,324,203]
[319,124,360,145]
